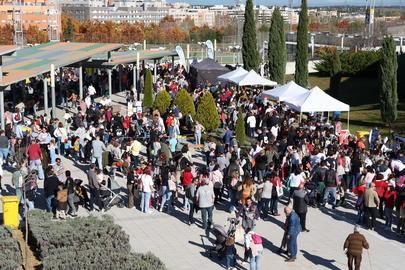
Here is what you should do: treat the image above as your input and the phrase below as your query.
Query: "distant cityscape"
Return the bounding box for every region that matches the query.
[1,0,405,44]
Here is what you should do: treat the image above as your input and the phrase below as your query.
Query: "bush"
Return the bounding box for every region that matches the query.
[174,88,196,117]
[196,92,220,132]
[27,210,166,270]
[315,50,380,77]
[143,69,154,108]
[0,226,22,270]
[235,110,246,145]
[153,90,172,114]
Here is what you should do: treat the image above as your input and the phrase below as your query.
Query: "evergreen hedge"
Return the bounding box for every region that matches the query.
[153,90,172,114]
[0,226,22,270]
[27,210,166,270]
[143,69,154,108]
[175,88,196,117]
[196,92,220,132]
[235,111,246,145]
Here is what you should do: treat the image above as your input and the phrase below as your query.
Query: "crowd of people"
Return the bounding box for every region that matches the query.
[0,61,404,270]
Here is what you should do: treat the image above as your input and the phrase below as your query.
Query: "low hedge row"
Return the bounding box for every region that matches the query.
[0,226,22,270]
[27,210,166,270]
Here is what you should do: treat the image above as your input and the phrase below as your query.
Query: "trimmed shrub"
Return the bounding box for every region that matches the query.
[153,90,172,114]
[196,92,220,132]
[0,226,22,270]
[235,111,246,145]
[143,69,154,108]
[174,88,196,117]
[27,210,166,270]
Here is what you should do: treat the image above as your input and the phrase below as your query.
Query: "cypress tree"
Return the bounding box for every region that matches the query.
[153,90,172,114]
[379,36,398,132]
[295,0,309,87]
[196,92,220,132]
[174,88,196,117]
[329,50,341,96]
[143,69,154,108]
[64,18,74,42]
[242,0,260,71]
[235,110,246,145]
[268,7,286,85]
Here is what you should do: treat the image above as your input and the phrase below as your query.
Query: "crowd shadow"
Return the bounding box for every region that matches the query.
[300,250,341,270]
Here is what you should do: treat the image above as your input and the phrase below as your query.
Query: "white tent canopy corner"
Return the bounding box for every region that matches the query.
[230,69,277,87]
[217,66,248,82]
[261,80,308,101]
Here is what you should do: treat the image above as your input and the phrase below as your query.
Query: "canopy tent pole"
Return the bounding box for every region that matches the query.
[50,64,56,119]
[327,111,330,124]
[347,111,350,131]
[118,66,122,93]
[299,111,303,123]
[0,88,4,130]
[132,63,136,96]
[79,64,83,100]
[136,52,140,101]
[43,78,48,115]
[171,56,175,75]
[108,69,112,97]
[153,60,157,83]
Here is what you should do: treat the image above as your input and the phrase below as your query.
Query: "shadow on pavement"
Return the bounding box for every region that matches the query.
[300,250,341,270]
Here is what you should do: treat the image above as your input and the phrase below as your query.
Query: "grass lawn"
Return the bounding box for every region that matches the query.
[285,74,405,136]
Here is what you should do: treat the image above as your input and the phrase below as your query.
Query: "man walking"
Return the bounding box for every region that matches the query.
[87,163,102,211]
[322,162,339,209]
[196,178,215,231]
[26,139,44,180]
[292,183,310,232]
[284,206,301,262]
[343,225,369,270]
[91,135,106,169]
[364,182,380,230]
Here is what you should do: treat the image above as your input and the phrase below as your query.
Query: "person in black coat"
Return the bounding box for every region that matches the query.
[44,166,62,214]
[292,183,310,232]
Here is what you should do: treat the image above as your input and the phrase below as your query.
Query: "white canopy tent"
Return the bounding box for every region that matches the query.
[230,70,277,86]
[284,86,351,129]
[261,81,308,101]
[217,67,248,82]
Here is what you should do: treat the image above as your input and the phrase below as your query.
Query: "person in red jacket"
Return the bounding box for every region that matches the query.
[374,175,388,218]
[182,166,194,211]
[383,180,397,230]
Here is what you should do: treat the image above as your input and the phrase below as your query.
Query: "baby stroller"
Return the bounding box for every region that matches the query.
[305,181,319,208]
[100,179,125,211]
[209,217,239,259]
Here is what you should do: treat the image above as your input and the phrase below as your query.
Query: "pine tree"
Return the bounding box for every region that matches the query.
[379,36,398,132]
[295,0,309,87]
[242,0,260,71]
[235,110,246,145]
[153,90,172,114]
[196,92,220,132]
[143,69,154,108]
[174,88,196,117]
[268,7,286,85]
[329,50,341,96]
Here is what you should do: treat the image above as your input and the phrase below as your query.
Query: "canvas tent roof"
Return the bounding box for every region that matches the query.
[284,86,350,112]
[190,58,229,87]
[230,70,277,86]
[217,67,248,81]
[191,58,229,71]
[261,81,308,101]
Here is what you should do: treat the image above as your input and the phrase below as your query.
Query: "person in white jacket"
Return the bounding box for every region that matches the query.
[53,122,68,156]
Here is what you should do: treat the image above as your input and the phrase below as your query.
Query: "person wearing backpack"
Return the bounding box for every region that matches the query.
[245,228,263,270]
[322,162,339,209]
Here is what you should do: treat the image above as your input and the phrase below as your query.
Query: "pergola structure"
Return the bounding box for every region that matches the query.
[0,42,179,129]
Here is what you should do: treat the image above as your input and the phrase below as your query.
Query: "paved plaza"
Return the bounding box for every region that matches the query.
[0,93,404,270]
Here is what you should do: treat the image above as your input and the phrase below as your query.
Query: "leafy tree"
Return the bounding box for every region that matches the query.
[174,88,195,117]
[235,110,246,145]
[196,92,220,132]
[64,18,74,41]
[143,69,154,108]
[295,0,309,87]
[268,7,286,85]
[153,90,172,114]
[329,51,341,96]
[379,36,398,132]
[242,0,260,71]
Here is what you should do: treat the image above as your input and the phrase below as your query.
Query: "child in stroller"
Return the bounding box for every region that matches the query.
[209,217,240,259]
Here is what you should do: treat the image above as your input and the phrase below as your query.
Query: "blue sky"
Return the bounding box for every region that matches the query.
[167,0,403,7]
